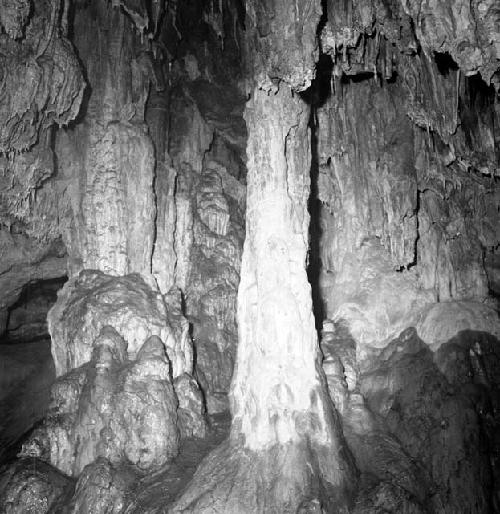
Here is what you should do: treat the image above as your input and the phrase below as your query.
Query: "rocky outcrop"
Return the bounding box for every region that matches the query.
[359,328,500,512]
[47,270,192,379]
[315,53,499,364]
[0,0,84,326]
[184,149,245,413]
[320,324,500,512]
[68,458,135,514]
[0,458,72,514]
[156,3,247,411]
[21,327,180,476]
[54,2,157,278]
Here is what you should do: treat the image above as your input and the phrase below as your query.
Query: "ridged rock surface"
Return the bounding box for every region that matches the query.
[315,62,499,362]
[54,2,156,278]
[0,0,84,330]
[0,458,71,514]
[21,328,180,476]
[170,2,358,510]
[67,458,135,514]
[0,0,84,154]
[48,270,192,379]
[157,4,247,412]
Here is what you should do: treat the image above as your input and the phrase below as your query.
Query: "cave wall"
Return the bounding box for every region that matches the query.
[315,69,500,356]
[0,0,83,333]
[152,0,247,411]
[0,0,247,408]
[313,0,500,364]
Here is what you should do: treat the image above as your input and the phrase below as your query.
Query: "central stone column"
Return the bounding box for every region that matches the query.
[169,1,357,511]
[231,84,334,450]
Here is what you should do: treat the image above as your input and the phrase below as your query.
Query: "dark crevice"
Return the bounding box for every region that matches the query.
[303,55,334,331]
[340,71,374,84]
[458,72,498,166]
[316,0,328,42]
[408,188,420,270]
[434,51,458,76]
[300,54,333,107]
[1,276,68,344]
[308,108,324,331]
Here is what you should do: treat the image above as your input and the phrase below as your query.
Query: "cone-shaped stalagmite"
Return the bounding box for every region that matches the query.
[169,1,357,512]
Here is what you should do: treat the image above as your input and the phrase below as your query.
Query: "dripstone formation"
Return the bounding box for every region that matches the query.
[0,0,499,513]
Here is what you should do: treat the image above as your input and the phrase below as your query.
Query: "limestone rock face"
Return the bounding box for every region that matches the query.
[0,233,66,337]
[323,326,500,512]
[245,0,322,90]
[185,156,245,413]
[145,1,248,410]
[0,0,84,154]
[0,0,499,511]
[68,458,135,514]
[0,0,84,324]
[48,270,192,379]
[400,0,500,82]
[54,1,157,278]
[151,161,178,295]
[315,58,499,361]
[161,52,246,410]
[359,328,500,512]
[321,0,500,86]
[0,458,72,514]
[416,301,500,351]
[22,327,180,476]
[174,373,208,439]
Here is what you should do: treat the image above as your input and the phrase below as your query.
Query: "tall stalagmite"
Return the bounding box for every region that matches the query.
[170,1,357,512]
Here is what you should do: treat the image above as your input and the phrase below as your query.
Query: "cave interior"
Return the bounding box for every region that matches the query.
[0,0,500,512]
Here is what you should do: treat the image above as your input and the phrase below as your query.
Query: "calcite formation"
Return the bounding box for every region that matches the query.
[53,3,157,278]
[170,1,357,511]
[0,0,84,332]
[21,327,180,476]
[321,0,500,87]
[47,270,192,378]
[68,458,135,514]
[0,458,71,514]
[0,0,84,154]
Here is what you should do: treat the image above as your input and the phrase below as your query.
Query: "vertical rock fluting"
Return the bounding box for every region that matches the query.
[170,1,356,512]
[314,0,500,359]
[312,0,500,509]
[0,0,85,330]
[232,83,356,504]
[12,0,206,497]
[232,85,336,451]
[55,2,156,278]
[157,0,248,413]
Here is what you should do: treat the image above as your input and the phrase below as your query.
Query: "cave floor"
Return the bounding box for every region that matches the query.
[124,412,231,513]
[0,338,55,464]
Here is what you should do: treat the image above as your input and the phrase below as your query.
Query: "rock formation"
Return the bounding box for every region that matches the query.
[0,0,499,512]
